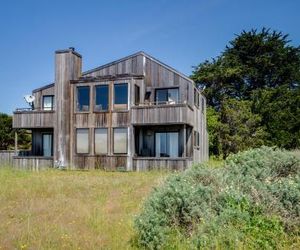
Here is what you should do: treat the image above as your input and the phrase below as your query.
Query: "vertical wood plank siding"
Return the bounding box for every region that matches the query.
[13,111,54,128]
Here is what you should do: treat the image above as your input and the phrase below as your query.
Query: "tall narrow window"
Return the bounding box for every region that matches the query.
[95,128,108,154]
[113,128,127,154]
[155,132,179,157]
[95,85,109,111]
[194,89,199,107]
[114,83,128,110]
[155,88,179,104]
[43,95,54,110]
[201,97,205,113]
[77,86,90,112]
[42,133,53,156]
[134,85,140,105]
[76,129,89,154]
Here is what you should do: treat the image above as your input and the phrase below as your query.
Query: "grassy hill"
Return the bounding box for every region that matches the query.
[0,168,167,249]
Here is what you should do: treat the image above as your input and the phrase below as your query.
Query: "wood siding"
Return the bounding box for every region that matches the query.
[13,111,54,128]
[131,104,194,126]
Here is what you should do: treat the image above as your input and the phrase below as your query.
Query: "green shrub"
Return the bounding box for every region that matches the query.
[134,147,300,249]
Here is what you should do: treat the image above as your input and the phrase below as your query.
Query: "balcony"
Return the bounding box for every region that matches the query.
[13,108,54,128]
[131,102,194,126]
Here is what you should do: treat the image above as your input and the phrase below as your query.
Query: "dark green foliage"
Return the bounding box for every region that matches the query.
[134,147,300,249]
[192,28,300,156]
[0,113,30,150]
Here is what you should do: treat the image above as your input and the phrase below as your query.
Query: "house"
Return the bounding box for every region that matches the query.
[12,48,208,170]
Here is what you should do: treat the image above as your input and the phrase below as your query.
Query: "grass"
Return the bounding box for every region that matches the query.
[0,167,168,249]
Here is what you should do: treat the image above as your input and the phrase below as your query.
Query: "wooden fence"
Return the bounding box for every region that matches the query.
[0,150,16,166]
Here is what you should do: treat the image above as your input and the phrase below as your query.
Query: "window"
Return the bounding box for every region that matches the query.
[76,129,89,154]
[194,89,199,107]
[201,97,205,113]
[42,133,53,156]
[77,86,90,112]
[134,85,140,105]
[155,132,179,157]
[113,128,127,154]
[95,128,108,154]
[155,88,179,104]
[194,131,200,147]
[43,95,54,110]
[95,85,109,111]
[114,83,128,109]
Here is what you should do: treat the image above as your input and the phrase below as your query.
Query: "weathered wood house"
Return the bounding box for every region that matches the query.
[13,48,208,170]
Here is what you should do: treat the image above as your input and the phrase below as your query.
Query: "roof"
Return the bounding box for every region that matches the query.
[82,51,194,83]
[32,83,54,93]
[33,51,194,92]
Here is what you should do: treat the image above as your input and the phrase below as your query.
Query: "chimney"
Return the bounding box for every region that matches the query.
[54,48,82,168]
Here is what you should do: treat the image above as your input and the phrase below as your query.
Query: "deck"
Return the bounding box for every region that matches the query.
[13,109,54,128]
[131,103,194,126]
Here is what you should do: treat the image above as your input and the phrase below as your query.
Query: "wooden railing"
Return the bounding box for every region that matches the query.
[131,103,194,126]
[13,109,54,128]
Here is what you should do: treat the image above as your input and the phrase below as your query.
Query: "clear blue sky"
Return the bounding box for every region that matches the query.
[0,0,299,114]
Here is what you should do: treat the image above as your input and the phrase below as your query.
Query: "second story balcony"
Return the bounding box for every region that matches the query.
[131,101,194,126]
[13,108,55,128]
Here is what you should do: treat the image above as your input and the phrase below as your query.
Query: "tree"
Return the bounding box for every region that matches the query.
[192,28,300,156]
[0,113,14,149]
[0,113,31,150]
[219,99,267,158]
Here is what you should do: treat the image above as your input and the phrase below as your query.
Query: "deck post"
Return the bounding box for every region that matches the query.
[14,130,18,156]
[183,124,186,157]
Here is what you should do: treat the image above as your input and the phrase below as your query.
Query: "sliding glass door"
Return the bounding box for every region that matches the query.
[42,133,53,157]
[155,132,179,157]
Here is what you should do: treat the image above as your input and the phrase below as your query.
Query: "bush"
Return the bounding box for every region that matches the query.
[134,147,300,249]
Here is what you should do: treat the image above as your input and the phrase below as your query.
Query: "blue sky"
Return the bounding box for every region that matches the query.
[0,0,299,114]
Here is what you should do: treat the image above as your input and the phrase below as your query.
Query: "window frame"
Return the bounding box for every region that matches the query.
[94,84,109,112]
[76,128,90,154]
[94,128,108,155]
[76,86,90,113]
[155,87,179,105]
[42,95,54,111]
[113,83,128,110]
[113,127,128,154]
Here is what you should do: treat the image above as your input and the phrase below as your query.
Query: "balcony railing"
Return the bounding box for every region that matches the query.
[131,102,194,126]
[13,108,54,128]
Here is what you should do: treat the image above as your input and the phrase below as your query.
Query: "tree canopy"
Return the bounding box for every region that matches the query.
[192,28,300,157]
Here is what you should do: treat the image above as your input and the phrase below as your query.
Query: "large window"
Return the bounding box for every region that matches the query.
[113,128,127,154]
[95,85,109,111]
[95,128,108,154]
[77,86,90,112]
[76,129,89,154]
[155,88,179,104]
[43,95,54,110]
[155,132,179,157]
[114,83,128,109]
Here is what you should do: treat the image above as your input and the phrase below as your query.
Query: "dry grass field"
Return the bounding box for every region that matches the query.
[0,168,168,249]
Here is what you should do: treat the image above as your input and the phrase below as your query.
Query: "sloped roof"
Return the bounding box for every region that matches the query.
[83,51,194,83]
[33,51,194,92]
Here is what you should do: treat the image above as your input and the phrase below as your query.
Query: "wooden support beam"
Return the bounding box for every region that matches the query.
[14,130,18,155]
